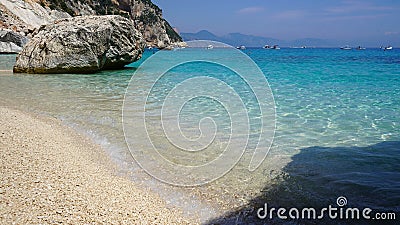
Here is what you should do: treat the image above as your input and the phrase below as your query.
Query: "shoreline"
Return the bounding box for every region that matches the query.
[0,106,196,224]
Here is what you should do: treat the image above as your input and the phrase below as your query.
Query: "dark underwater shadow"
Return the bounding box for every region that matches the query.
[206,141,400,225]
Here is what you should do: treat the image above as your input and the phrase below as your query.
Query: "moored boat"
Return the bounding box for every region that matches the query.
[356,46,366,50]
[340,45,352,50]
[384,46,393,51]
[272,45,280,50]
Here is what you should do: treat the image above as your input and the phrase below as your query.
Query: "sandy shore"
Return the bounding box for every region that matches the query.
[0,107,196,224]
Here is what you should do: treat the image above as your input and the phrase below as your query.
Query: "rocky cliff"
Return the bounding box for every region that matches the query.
[0,0,182,49]
[0,29,28,53]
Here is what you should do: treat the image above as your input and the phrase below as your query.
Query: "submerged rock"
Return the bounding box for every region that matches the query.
[0,29,28,53]
[13,15,145,74]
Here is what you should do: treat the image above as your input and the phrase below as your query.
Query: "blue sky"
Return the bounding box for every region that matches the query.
[153,0,400,45]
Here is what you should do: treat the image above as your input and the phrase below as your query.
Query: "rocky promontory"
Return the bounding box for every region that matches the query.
[13,15,145,74]
[0,0,182,50]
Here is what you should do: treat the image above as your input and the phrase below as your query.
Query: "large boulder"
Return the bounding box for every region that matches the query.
[13,15,145,74]
[0,29,28,53]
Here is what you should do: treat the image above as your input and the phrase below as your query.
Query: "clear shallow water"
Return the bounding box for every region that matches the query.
[0,48,399,223]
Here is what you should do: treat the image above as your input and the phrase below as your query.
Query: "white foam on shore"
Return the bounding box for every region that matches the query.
[60,118,221,223]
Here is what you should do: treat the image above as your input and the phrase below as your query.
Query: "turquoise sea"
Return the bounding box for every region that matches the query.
[0,47,399,223]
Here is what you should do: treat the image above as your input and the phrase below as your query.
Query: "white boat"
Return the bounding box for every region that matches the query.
[206,45,214,50]
[356,46,366,50]
[264,44,280,49]
[237,45,246,50]
[384,46,393,51]
[341,46,352,50]
[272,45,280,50]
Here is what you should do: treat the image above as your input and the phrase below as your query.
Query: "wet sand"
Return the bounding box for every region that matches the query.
[0,106,196,224]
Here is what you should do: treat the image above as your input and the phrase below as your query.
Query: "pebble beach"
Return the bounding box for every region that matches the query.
[0,106,195,224]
